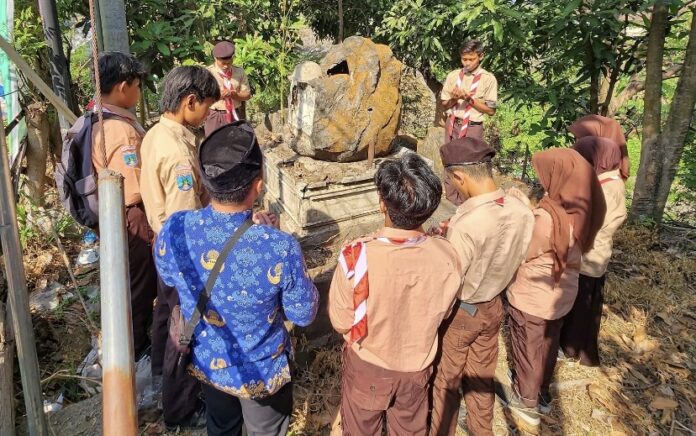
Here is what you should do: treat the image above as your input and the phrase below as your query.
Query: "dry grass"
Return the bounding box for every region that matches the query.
[288,225,696,435]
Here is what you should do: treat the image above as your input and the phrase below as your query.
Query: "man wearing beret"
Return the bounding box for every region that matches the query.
[205,40,252,136]
[429,138,534,436]
[155,121,319,436]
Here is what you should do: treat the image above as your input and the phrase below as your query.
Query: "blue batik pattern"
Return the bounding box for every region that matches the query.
[155,206,318,399]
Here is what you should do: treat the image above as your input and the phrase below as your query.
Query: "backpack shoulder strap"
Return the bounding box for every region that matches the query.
[179,219,254,345]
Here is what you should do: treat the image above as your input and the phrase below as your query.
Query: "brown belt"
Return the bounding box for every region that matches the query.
[454,119,483,126]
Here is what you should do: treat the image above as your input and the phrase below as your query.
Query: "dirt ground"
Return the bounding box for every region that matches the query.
[13,203,696,436]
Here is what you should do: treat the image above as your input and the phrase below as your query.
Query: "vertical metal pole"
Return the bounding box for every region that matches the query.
[97,0,130,53]
[98,169,137,435]
[0,116,48,435]
[37,0,74,127]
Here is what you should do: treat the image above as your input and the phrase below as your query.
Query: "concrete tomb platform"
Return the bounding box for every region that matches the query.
[262,142,423,249]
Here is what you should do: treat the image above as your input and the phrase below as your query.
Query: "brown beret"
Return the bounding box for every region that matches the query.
[212,41,235,58]
[440,137,496,167]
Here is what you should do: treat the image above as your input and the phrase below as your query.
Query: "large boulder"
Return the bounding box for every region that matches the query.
[398,67,436,140]
[418,126,446,177]
[287,36,403,162]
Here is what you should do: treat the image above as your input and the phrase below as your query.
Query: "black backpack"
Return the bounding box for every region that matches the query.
[54,111,117,228]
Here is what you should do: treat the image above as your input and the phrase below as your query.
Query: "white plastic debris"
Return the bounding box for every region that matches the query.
[77,248,99,265]
[29,282,73,313]
[43,393,64,414]
[135,355,159,411]
[77,335,102,395]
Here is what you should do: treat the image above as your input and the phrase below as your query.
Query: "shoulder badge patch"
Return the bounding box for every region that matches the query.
[176,173,193,191]
[121,145,138,167]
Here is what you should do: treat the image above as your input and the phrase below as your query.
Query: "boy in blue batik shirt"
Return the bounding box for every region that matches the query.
[155,121,318,436]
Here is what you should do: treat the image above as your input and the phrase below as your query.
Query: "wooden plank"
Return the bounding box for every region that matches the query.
[0,35,77,124]
[0,114,49,435]
[0,301,16,436]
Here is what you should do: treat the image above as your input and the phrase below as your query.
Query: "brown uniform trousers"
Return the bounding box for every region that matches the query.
[125,203,157,358]
[151,276,202,424]
[443,121,484,206]
[204,104,247,137]
[341,347,431,436]
[508,305,563,407]
[560,274,606,367]
[430,296,504,436]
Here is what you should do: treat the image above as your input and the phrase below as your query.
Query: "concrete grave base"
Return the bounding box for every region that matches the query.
[262,142,425,248]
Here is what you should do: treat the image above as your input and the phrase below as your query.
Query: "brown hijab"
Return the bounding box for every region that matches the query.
[572,136,623,174]
[532,148,607,282]
[568,114,630,180]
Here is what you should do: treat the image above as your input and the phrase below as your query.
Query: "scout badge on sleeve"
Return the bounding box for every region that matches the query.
[121,145,138,167]
[218,69,240,123]
[175,164,194,191]
[446,69,482,140]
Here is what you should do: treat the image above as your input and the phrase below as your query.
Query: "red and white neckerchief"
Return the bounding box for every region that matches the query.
[600,175,621,185]
[338,234,428,344]
[446,69,482,140]
[217,68,239,123]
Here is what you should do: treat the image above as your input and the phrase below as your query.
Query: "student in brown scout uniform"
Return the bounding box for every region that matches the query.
[560,137,627,366]
[140,65,220,429]
[91,52,156,359]
[440,40,498,206]
[568,114,630,180]
[204,40,252,136]
[503,149,606,431]
[329,154,462,436]
[429,138,534,436]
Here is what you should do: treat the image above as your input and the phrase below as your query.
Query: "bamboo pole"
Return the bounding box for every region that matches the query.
[0,301,16,436]
[0,115,48,435]
[98,169,137,435]
[0,35,77,124]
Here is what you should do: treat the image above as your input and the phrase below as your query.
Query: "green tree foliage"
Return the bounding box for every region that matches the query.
[300,0,390,41]
[125,0,304,113]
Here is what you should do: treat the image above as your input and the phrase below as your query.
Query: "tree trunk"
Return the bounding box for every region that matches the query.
[338,0,344,42]
[0,299,15,436]
[586,40,600,114]
[630,0,668,222]
[25,102,51,207]
[37,0,74,128]
[653,9,696,220]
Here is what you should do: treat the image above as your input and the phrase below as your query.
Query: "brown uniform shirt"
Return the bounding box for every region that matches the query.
[91,104,145,206]
[140,117,209,234]
[328,228,462,372]
[446,189,534,303]
[507,208,582,320]
[581,170,627,277]
[441,67,498,123]
[207,64,251,112]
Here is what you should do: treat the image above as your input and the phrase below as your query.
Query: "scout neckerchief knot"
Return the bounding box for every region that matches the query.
[338,234,428,344]
[446,69,483,140]
[217,68,239,123]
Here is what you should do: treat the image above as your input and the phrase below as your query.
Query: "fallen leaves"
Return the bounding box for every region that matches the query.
[649,396,679,411]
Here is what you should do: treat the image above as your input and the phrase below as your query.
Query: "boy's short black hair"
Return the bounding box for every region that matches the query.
[447,162,493,181]
[159,66,221,113]
[459,40,484,55]
[375,154,442,230]
[207,177,258,204]
[98,52,145,94]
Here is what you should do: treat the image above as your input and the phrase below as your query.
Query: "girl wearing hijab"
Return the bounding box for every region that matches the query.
[559,137,627,367]
[568,114,630,180]
[503,148,606,428]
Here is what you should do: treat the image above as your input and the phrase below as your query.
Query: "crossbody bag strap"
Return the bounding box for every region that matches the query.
[179,218,253,345]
